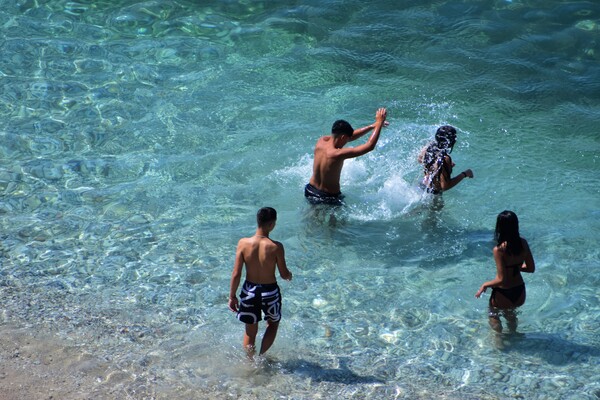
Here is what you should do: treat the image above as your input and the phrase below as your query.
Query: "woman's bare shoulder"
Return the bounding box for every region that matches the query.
[494,242,508,253]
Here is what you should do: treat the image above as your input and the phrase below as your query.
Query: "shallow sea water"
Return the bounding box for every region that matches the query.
[0,0,599,399]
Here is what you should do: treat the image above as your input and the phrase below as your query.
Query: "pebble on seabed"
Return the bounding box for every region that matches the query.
[312,298,328,308]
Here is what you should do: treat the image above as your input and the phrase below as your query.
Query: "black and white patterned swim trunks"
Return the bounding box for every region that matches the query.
[237,280,282,324]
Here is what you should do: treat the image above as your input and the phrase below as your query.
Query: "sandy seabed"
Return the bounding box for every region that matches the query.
[0,324,126,400]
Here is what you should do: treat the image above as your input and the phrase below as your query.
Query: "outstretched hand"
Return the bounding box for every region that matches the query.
[375,107,387,125]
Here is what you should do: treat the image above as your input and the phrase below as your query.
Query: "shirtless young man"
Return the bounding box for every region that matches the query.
[228,207,293,357]
[304,108,388,205]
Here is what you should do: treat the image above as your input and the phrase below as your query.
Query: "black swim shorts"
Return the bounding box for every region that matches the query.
[304,183,344,205]
[237,280,282,324]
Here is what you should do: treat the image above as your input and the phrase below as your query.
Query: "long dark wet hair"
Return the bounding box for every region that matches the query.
[422,125,457,168]
[494,210,523,255]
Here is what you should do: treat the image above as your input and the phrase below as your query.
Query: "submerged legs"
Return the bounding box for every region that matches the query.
[488,307,519,334]
[243,321,280,358]
[259,320,279,355]
[243,323,259,358]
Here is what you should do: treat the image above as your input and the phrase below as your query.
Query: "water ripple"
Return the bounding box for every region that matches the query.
[0,1,598,399]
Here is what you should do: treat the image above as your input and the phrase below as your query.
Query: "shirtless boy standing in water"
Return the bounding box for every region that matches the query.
[228,207,292,357]
[304,108,388,205]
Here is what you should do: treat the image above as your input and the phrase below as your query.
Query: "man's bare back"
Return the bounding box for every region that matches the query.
[235,235,289,284]
[306,108,388,203]
[309,136,346,194]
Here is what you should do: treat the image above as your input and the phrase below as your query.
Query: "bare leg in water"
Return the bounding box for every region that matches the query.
[489,318,503,333]
[488,290,523,334]
[259,320,279,355]
[243,323,259,359]
[243,321,280,358]
[504,309,518,333]
[488,309,503,333]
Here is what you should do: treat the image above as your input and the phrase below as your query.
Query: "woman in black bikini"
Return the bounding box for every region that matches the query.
[418,125,473,195]
[475,211,536,333]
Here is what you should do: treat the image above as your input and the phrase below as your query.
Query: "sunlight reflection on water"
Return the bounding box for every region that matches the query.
[0,0,599,399]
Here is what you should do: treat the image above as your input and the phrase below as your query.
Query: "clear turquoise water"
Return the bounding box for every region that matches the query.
[0,1,599,398]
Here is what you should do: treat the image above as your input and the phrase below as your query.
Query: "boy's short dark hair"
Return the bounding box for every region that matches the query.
[257,207,277,226]
[331,120,354,137]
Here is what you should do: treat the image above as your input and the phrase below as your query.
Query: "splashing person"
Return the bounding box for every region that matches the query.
[305,108,388,205]
[418,125,473,195]
[475,211,536,333]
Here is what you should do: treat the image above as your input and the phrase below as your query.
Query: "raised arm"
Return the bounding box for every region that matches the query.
[228,241,245,312]
[349,114,390,142]
[475,247,505,298]
[332,108,388,159]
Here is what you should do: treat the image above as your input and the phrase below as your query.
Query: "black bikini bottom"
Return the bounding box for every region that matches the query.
[490,283,525,306]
